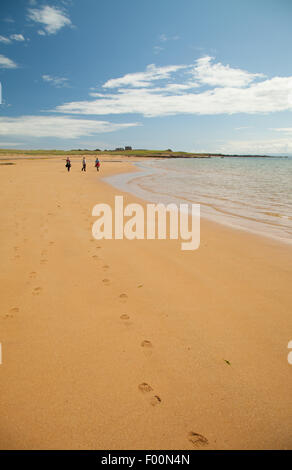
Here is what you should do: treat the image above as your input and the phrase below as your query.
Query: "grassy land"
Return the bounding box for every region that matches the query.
[0,148,274,158]
[0,148,210,158]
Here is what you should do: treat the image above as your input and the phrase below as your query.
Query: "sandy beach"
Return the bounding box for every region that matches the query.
[1,155,292,450]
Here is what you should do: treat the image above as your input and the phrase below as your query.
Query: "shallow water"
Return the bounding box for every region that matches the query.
[104,157,292,244]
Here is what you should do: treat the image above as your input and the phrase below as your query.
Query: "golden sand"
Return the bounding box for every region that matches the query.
[0,155,292,449]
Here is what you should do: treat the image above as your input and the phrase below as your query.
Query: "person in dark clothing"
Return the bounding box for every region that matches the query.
[65,157,71,172]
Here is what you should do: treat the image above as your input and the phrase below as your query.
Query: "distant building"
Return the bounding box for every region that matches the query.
[115,147,124,151]
[125,146,132,150]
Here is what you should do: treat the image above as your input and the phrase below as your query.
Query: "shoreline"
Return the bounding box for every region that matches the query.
[1,156,292,450]
[104,160,292,249]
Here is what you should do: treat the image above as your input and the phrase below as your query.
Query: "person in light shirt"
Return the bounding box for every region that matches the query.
[95,157,100,172]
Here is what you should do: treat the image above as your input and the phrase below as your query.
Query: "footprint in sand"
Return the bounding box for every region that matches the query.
[102,278,110,285]
[150,395,162,407]
[103,265,109,270]
[4,313,14,319]
[32,287,42,295]
[120,314,130,320]
[141,340,152,348]
[10,307,19,313]
[3,307,19,319]
[40,259,47,265]
[92,255,99,259]
[138,382,153,393]
[29,271,37,279]
[119,293,128,301]
[49,241,54,246]
[138,383,162,406]
[188,432,209,447]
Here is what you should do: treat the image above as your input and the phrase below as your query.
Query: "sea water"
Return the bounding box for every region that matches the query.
[104,156,292,244]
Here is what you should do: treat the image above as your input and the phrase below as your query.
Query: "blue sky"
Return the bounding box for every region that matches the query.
[1,0,292,154]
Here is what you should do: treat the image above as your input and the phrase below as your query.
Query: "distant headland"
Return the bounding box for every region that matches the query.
[0,147,287,159]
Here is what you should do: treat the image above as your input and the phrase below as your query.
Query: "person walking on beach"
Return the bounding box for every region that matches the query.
[81,156,86,172]
[65,157,71,172]
[95,157,100,172]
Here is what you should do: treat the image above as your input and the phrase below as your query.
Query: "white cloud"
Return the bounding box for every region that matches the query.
[0,142,25,147]
[163,82,200,92]
[219,138,292,155]
[42,74,69,87]
[0,35,12,44]
[0,54,18,69]
[10,34,25,41]
[271,127,292,134]
[28,5,71,35]
[159,34,180,42]
[0,34,26,44]
[153,34,179,55]
[0,116,139,138]
[103,64,187,89]
[54,57,292,118]
[56,76,292,117]
[190,56,264,87]
[153,46,164,55]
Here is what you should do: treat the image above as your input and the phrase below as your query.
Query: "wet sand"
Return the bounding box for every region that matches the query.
[0,155,292,449]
